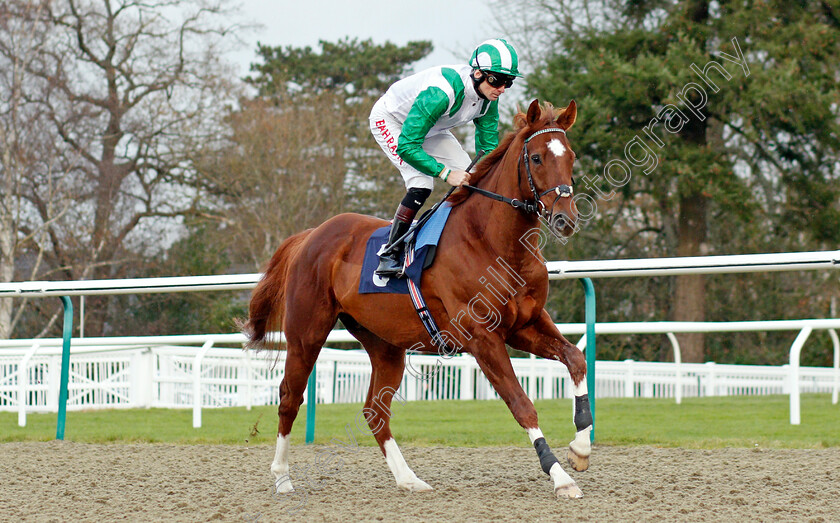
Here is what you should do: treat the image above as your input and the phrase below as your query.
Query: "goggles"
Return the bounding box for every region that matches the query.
[483,72,515,89]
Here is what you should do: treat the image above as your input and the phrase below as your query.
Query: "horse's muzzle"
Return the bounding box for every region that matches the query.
[548,212,577,238]
[545,193,578,238]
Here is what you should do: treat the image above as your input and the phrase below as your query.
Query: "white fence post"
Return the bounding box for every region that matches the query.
[145,348,155,408]
[666,332,682,404]
[47,354,60,410]
[405,360,418,402]
[789,326,813,425]
[459,356,473,400]
[542,361,552,399]
[528,353,537,401]
[17,343,40,427]
[829,329,839,405]
[133,348,153,408]
[156,350,169,407]
[624,359,634,398]
[193,341,214,428]
[322,357,334,405]
[244,347,253,411]
[130,349,139,407]
[705,361,717,397]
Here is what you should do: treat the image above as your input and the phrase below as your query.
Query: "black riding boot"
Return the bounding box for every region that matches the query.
[375,188,432,278]
[375,217,412,277]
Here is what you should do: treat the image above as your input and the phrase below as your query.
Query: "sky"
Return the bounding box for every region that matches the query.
[230,0,500,77]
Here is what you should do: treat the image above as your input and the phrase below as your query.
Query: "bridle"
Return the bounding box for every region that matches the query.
[382,127,575,258]
[519,127,574,217]
[466,127,574,224]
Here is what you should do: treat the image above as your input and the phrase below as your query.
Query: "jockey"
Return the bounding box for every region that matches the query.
[370,38,522,277]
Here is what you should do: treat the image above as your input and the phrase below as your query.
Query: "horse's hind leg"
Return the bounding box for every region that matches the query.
[345,320,432,492]
[270,339,322,493]
[271,305,336,493]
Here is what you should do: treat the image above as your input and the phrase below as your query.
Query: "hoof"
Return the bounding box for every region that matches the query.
[272,472,294,494]
[275,481,294,494]
[398,478,434,492]
[567,448,590,472]
[555,482,583,499]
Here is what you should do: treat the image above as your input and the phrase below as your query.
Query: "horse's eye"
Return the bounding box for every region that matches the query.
[530,154,541,164]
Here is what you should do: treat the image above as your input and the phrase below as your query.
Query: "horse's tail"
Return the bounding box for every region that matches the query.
[240,229,313,351]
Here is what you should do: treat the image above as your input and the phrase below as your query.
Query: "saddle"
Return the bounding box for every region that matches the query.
[358,203,453,295]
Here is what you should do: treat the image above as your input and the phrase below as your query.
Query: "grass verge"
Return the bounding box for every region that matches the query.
[1,394,837,448]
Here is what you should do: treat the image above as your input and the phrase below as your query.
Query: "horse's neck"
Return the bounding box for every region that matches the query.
[454,159,545,273]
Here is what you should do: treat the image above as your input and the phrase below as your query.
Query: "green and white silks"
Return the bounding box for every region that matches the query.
[370,64,499,186]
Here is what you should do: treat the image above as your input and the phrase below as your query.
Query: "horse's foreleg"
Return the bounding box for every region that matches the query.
[508,311,593,473]
[473,342,583,499]
[566,378,592,472]
[359,336,432,492]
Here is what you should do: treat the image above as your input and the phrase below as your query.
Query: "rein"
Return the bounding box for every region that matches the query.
[379,151,486,257]
[466,127,573,220]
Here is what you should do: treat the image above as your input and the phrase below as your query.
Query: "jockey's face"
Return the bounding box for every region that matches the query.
[474,70,510,101]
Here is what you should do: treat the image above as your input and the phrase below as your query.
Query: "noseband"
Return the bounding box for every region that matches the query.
[466,127,574,224]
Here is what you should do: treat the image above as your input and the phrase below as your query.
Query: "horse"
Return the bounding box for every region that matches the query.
[243,99,593,500]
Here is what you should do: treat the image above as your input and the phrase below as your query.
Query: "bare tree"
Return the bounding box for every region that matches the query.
[194,94,359,269]
[0,0,242,336]
[0,1,79,337]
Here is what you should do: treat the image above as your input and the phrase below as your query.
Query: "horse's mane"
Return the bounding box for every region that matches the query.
[448,101,560,206]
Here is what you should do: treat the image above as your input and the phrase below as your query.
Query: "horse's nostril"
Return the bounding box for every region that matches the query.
[551,215,567,229]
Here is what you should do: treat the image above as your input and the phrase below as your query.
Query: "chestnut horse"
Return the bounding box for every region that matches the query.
[243,99,593,499]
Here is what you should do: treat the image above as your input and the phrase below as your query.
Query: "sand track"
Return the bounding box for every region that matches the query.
[2,442,839,521]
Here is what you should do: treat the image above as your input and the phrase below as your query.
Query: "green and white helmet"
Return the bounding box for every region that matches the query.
[469,38,522,77]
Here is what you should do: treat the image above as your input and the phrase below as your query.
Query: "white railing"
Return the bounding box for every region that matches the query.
[1,249,838,428]
[546,250,840,278]
[0,274,261,297]
[2,321,838,427]
[564,319,840,422]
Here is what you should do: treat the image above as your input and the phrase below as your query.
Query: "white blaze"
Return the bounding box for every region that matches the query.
[547,138,566,158]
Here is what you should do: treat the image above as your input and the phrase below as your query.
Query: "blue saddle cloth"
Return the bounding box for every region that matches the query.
[358,203,453,294]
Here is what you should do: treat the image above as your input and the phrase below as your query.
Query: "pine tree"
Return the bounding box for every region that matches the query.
[502,0,840,362]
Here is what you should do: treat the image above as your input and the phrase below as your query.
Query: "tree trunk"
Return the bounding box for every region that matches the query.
[673,0,710,361]
[0,214,14,338]
[673,194,707,362]
[1,119,17,338]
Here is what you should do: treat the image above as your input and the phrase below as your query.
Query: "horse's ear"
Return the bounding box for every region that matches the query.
[556,100,577,130]
[526,99,541,125]
[513,102,528,129]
